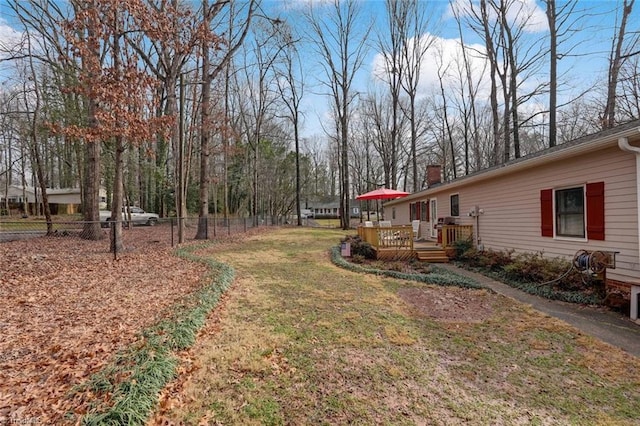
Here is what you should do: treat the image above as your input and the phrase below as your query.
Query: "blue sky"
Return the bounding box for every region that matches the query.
[0,0,636,140]
[264,0,636,139]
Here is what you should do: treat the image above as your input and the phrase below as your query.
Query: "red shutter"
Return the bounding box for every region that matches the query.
[409,203,414,221]
[540,189,553,237]
[415,202,421,221]
[586,182,605,240]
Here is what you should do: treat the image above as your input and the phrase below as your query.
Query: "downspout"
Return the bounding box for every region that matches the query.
[618,136,640,266]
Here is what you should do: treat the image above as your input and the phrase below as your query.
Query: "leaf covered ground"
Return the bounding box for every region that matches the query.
[0,226,211,423]
[2,226,640,425]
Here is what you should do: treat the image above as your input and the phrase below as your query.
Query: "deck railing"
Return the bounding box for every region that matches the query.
[357,225,414,251]
[441,224,473,248]
[358,223,473,251]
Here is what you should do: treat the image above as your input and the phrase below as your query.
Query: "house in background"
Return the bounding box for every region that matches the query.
[385,119,640,321]
[0,185,107,215]
[307,197,360,219]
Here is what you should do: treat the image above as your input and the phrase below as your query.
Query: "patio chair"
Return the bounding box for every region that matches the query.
[364,221,374,227]
[412,220,420,240]
[379,220,391,227]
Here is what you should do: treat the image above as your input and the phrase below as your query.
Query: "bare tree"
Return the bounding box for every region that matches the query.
[360,89,404,190]
[194,0,256,239]
[603,0,636,129]
[274,22,305,226]
[306,0,371,230]
[235,17,287,226]
[396,0,434,191]
[450,1,486,174]
[466,0,501,165]
[377,0,404,190]
[126,0,202,243]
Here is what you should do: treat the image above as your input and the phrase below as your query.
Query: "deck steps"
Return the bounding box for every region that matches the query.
[415,248,450,263]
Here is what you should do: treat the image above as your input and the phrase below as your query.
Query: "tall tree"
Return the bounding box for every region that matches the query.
[378,0,404,190]
[128,0,200,243]
[467,0,501,165]
[451,1,484,174]
[603,0,636,129]
[274,22,305,226]
[194,0,255,239]
[306,0,371,230]
[396,0,434,191]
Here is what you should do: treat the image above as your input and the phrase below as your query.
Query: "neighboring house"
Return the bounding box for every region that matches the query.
[385,120,640,319]
[307,198,360,219]
[0,185,107,215]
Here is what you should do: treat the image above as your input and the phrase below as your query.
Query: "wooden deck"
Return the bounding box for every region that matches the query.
[357,224,472,263]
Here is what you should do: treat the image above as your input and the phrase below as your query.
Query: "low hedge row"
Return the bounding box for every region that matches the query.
[330,246,484,289]
[466,267,603,305]
[451,241,604,305]
[75,243,235,425]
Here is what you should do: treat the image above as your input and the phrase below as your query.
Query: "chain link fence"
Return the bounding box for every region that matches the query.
[0,215,299,248]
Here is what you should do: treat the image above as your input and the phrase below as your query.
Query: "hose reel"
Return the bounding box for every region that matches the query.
[538,249,618,288]
[572,249,616,275]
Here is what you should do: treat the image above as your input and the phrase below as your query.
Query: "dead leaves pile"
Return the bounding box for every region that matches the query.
[0,227,208,424]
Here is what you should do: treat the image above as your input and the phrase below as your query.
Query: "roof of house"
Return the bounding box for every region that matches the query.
[386,119,640,206]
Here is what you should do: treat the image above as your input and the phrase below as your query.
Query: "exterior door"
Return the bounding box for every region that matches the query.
[430,199,437,238]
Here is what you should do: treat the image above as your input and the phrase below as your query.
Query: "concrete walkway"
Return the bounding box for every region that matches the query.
[439,264,640,358]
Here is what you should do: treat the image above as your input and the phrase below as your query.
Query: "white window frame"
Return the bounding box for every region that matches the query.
[554,185,587,241]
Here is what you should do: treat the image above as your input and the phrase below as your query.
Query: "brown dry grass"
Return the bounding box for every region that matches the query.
[151,228,640,425]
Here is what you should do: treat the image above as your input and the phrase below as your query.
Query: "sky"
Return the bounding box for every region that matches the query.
[264,0,635,139]
[0,0,637,140]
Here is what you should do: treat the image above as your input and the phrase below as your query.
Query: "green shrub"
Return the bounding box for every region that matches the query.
[341,235,376,259]
[465,248,513,271]
[456,246,603,304]
[452,238,473,260]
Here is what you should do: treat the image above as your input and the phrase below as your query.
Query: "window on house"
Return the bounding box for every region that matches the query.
[541,182,604,240]
[410,203,417,221]
[555,187,585,238]
[450,194,459,217]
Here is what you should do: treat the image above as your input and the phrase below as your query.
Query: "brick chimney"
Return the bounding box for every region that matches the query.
[426,165,442,187]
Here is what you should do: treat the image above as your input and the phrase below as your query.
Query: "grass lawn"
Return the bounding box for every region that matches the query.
[152,228,640,425]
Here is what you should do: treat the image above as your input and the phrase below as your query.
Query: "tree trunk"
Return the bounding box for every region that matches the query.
[195,7,211,240]
[603,0,634,129]
[546,0,557,147]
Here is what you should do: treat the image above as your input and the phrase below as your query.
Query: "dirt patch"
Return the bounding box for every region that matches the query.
[397,287,495,323]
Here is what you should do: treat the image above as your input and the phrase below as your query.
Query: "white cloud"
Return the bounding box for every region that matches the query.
[447,0,548,34]
[371,33,492,100]
[0,18,23,54]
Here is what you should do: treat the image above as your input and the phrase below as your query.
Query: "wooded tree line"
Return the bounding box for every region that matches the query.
[0,0,638,236]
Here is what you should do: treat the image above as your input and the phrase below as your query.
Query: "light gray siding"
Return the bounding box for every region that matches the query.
[391,146,640,285]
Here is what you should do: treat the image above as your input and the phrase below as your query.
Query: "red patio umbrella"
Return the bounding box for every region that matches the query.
[356,187,409,200]
[356,188,409,221]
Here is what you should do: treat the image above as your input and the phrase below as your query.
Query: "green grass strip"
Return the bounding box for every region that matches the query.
[76,242,235,425]
[330,246,484,289]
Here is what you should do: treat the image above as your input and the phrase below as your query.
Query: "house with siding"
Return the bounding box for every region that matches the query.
[385,119,640,321]
[307,198,360,219]
[1,185,107,215]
